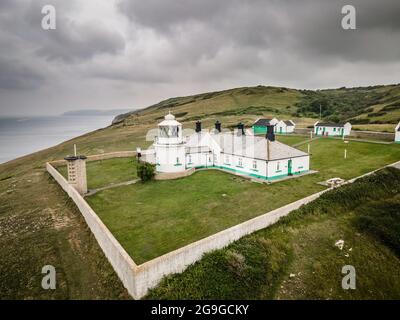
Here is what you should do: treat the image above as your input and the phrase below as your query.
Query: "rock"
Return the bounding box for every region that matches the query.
[222,194,227,197]
[289,273,296,278]
[335,239,344,250]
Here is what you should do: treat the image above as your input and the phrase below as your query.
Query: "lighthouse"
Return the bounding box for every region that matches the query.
[154,113,186,172]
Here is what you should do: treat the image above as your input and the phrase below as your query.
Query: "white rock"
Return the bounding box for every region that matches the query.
[289,273,296,278]
[335,240,344,250]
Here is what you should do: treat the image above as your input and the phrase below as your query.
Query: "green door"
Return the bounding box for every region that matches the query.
[279,127,283,134]
[288,159,293,176]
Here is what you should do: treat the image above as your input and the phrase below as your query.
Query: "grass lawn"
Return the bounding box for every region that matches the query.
[58,157,137,190]
[298,138,400,180]
[275,134,309,146]
[86,139,400,264]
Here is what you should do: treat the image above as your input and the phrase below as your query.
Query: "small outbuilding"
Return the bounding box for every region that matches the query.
[314,121,351,137]
[252,118,279,135]
[395,122,400,143]
[275,120,295,134]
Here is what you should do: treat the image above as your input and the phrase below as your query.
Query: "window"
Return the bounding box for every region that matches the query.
[333,127,336,132]
[176,157,180,164]
[238,158,243,167]
[277,162,280,171]
[225,155,230,164]
[252,160,257,169]
[159,125,179,137]
[188,155,192,163]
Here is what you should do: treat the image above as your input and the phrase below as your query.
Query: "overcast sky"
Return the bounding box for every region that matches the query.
[0,0,399,116]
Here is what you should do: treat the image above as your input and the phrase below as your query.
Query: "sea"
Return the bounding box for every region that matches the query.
[0,115,115,164]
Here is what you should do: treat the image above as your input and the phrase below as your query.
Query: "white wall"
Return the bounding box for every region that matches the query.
[219,153,268,179]
[267,156,309,178]
[154,144,186,172]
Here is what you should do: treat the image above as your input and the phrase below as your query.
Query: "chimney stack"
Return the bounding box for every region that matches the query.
[237,122,245,135]
[64,155,87,195]
[215,120,221,132]
[266,125,275,141]
[195,120,202,133]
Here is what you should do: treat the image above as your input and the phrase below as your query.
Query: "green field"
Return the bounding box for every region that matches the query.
[58,158,137,190]
[86,138,400,264]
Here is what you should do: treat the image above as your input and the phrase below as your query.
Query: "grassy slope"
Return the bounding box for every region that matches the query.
[115,84,400,131]
[146,168,400,299]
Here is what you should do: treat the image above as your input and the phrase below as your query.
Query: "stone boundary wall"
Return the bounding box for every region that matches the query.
[49,151,136,167]
[47,155,399,299]
[154,167,195,180]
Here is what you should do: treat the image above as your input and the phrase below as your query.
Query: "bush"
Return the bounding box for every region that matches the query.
[137,161,155,182]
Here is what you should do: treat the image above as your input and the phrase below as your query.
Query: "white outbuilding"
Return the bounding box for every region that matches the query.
[395,122,400,143]
[144,113,310,181]
[314,121,352,137]
[275,120,295,134]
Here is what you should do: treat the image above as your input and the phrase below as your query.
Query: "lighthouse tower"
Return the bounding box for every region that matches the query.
[154,113,186,172]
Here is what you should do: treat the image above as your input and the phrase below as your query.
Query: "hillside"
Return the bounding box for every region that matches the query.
[112,84,400,132]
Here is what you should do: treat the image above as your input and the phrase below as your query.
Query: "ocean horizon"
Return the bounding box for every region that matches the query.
[0,115,115,164]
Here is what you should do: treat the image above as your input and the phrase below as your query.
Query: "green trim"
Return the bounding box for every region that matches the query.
[192,165,309,181]
[174,163,183,166]
[267,169,309,180]
[275,170,282,173]
[250,169,259,172]
[236,165,243,168]
[187,162,193,165]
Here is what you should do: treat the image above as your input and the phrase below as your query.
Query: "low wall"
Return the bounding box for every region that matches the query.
[350,130,394,142]
[155,167,195,180]
[46,163,141,298]
[49,151,136,167]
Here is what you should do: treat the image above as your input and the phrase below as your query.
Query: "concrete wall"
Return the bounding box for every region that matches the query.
[46,162,140,298]
[50,151,136,167]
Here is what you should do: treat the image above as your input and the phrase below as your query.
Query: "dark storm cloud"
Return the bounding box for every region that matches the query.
[0,58,45,90]
[119,0,400,64]
[0,0,399,116]
[0,0,125,64]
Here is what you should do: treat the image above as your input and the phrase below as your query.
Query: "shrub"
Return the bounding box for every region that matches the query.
[137,161,155,182]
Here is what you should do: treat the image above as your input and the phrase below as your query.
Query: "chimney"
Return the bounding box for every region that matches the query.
[266,125,275,141]
[215,120,221,132]
[237,122,245,135]
[195,120,202,133]
[64,155,87,195]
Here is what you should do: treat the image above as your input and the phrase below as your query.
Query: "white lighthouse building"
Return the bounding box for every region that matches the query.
[144,113,310,180]
[154,113,186,172]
